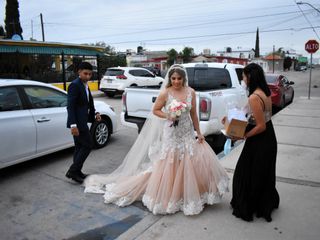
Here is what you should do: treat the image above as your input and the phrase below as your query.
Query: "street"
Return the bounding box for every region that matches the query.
[0,68,319,239]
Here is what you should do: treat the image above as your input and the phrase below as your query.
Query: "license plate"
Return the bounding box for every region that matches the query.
[107,79,112,83]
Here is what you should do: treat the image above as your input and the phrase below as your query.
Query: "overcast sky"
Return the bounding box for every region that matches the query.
[1,0,320,57]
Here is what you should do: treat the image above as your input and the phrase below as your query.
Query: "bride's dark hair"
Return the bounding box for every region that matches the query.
[166,65,187,88]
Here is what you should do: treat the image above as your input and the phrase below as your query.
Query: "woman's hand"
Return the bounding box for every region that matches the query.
[229,135,244,141]
[166,113,176,122]
[197,133,205,143]
[244,133,249,139]
[221,116,227,125]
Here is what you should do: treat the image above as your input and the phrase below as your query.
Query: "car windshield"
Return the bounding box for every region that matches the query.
[105,69,124,76]
[265,75,277,83]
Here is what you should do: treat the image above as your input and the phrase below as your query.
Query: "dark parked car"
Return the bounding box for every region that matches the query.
[266,74,294,109]
[142,66,161,76]
[295,65,307,71]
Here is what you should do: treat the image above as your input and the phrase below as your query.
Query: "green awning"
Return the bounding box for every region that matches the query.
[0,45,103,56]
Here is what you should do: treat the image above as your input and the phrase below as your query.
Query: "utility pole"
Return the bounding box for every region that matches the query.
[309,53,313,99]
[40,13,45,41]
[273,45,275,73]
[305,39,319,99]
[296,2,320,14]
[31,20,34,40]
[61,52,66,90]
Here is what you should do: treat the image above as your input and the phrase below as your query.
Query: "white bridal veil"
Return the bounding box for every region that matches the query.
[84,64,189,193]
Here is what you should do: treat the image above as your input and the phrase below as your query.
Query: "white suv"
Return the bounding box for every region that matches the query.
[100,67,164,97]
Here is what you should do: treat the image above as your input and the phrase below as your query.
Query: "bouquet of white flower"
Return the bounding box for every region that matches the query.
[167,99,188,127]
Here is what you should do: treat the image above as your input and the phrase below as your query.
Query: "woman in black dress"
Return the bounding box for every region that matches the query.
[230,63,279,222]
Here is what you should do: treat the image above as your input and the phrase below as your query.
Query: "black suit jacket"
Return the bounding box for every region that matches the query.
[67,78,95,131]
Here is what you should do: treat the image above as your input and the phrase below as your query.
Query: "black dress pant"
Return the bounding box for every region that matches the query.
[68,127,93,174]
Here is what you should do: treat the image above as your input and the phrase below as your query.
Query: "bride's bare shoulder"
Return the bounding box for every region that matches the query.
[187,86,195,94]
[158,88,169,99]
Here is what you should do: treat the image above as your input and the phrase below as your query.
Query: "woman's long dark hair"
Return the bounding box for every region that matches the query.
[243,63,271,97]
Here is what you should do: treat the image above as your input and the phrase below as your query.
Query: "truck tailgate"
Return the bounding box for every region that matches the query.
[126,88,160,118]
[198,88,246,120]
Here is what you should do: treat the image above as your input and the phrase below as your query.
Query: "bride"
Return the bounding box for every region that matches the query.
[84,64,229,215]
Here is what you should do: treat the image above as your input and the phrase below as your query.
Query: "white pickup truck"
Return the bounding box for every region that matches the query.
[121,62,247,145]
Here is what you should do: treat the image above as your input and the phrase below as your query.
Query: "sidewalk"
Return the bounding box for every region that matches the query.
[91,90,105,98]
[117,96,320,240]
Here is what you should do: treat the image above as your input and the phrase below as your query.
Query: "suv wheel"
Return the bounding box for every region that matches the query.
[106,92,115,98]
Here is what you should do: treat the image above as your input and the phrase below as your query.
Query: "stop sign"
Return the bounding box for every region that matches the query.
[305,40,319,54]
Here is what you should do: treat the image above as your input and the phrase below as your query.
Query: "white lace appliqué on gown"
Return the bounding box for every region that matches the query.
[85,88,229,216]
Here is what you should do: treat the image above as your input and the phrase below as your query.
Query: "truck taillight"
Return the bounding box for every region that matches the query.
[199,98,211,121]
[122,92,127,112]
[117,75,127,79]
[200,100,207,112]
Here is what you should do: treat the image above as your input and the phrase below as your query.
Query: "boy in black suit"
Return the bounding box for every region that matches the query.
[66,62,101,183]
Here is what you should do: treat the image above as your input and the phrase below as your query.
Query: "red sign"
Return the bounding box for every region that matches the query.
[305,40,319,54]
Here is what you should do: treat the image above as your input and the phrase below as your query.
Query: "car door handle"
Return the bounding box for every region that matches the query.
[37,117,51,123]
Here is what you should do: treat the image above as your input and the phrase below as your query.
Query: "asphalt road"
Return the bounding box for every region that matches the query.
[0,68,319,240]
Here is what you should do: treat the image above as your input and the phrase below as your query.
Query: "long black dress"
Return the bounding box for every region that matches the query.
[231,94,280,222]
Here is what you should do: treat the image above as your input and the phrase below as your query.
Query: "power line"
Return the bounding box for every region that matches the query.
[296,1,320,40]
[49,3,297,26]
[99,10,311,38]
[146,13,308,46]
[42,9,311,32]
[107,26,320,45]
[60,10,312,42]
[55,9,307,30]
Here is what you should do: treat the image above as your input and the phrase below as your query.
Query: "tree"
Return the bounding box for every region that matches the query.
[5,0,23,39]
[0,25,5,38]
[84,41,126,78]
[98,55,126,77]
[283,56,292,71]
[254,27,260,58]
[167,48,178,66]
[276,47,285,58]
[87,41,116,55]
[181,47,194,63]
[105,45,116,55]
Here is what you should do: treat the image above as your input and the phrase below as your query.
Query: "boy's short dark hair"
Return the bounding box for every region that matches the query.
[78,62,93,71]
